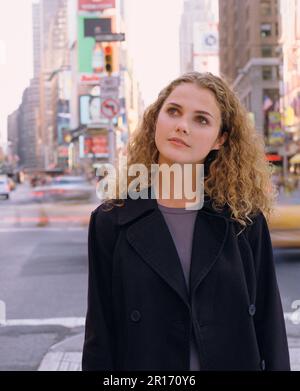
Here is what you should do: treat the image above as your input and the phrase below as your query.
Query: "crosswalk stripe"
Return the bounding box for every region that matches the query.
[2,317,85,328]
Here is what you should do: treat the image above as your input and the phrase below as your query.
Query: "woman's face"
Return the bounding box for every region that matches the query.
[155,83,227,165]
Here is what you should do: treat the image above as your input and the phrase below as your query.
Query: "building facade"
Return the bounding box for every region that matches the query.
[219,0,281,140]
[180,0,219,75]
[279,0,300,144]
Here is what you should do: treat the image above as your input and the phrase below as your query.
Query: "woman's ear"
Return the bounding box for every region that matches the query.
[214,131,228,150]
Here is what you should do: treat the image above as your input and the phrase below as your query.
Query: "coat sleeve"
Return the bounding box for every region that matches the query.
[82,206,117,371]
[246,212,290,371]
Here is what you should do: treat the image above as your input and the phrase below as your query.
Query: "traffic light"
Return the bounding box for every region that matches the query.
[104,45,113,74]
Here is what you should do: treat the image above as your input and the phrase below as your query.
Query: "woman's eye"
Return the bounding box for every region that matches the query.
[167,107,179,115]
[196,116,208,125]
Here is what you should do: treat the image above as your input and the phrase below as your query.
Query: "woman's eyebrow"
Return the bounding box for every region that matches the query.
[166,102,214,118]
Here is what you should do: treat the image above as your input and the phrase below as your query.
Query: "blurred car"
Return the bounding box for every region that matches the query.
[31,175,94,201]
[0,175,10,200]
[268,192,300,248]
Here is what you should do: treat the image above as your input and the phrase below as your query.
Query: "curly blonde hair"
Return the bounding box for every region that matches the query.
[105,71,277,227]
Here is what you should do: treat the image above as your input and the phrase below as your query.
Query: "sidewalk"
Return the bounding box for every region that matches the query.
[38,331,84,371]
[38,331,300,371]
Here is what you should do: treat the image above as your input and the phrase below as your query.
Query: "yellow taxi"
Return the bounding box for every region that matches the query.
[268,194,300,248]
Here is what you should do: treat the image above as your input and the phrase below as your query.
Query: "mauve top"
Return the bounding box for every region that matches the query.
[157,202,201,371]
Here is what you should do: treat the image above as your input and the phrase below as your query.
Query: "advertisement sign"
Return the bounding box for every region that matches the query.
[78,15,117,78]
[84,135,109,158]
[193,22,219,74]
[84,18,111,37]
[268,111,285,145]
[78,0,115,12]
[57,100,70,145]
[57,146,69,158]
[79,74,101,84]
[193,22,219,54]
[80,95,110,126]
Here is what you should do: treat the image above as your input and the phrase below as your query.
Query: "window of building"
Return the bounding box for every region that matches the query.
[246,27,250,41]
[260,23,272,37]
[262,66,273,80]
[246,4,249,19]
[260,0,272,16]
[275,22,279,36]
[261,46,273,57]
[246,49,250,61]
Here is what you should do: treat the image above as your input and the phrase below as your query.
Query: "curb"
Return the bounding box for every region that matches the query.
[38,352,82,371]
[38,333,84,371]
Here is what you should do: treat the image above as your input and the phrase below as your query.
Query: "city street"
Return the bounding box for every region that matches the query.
[0,183,300,370]
[0,183,98,370]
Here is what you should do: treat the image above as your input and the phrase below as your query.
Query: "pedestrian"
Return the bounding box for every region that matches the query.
[82,72,290,371]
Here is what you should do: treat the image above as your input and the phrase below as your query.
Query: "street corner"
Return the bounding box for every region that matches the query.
[38,331,84,371]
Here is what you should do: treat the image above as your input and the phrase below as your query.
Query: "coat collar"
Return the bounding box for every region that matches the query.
[117,185,235,226]
[115,186,231,309]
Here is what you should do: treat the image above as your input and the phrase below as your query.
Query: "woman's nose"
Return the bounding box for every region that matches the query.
[175,121,190,135]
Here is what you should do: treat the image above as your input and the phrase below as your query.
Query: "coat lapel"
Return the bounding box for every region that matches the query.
[189,210,229,295]
[117,186,230,307]
[126,209,190,308]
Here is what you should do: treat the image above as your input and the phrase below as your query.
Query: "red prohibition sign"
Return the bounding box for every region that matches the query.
[101,98,120,119]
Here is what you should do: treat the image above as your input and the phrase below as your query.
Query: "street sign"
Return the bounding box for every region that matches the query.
[278,143,298,157]
[95,33,125,42]
[100,76,120,98]
[101,98,120,119]
[100,75,120,88]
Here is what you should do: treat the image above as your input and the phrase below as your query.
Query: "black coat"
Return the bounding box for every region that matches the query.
[82,189,290,371]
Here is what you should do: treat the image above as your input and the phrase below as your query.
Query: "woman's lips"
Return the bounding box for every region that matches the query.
[168,138,190,147]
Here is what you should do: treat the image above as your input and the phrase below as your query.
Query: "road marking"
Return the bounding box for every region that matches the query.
[0,227,87,233]
[2,317,85,328]
[1,217,89,223]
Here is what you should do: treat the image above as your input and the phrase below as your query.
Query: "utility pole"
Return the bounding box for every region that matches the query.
[278,54,288,184]
[108,119,116,166]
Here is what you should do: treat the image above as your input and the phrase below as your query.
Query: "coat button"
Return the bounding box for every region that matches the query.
[130,310,141,322]
[248,304,256,316]
[261,359,266,371]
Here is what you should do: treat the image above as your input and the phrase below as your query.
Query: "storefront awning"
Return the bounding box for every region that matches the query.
[266,154,282,162]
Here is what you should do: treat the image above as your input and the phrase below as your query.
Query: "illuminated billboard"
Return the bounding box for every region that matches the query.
[78,0,115,12]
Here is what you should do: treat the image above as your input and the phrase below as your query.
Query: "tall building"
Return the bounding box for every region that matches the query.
[39,0,70,168]
[7,109,20,165]
[18,78,40,169]
[219,0,281,139]
[32,2,41,78]
[7,0,70,171]
[279,0,300,144]
[180,0,219,75]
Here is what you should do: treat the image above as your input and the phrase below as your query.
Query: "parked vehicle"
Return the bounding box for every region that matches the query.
[0,175,10,200]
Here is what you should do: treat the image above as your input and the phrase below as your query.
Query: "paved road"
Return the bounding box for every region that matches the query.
[0,227,88,370]
[0,183,97,370]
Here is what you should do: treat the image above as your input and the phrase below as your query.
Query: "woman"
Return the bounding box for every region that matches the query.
[82,72,290,371]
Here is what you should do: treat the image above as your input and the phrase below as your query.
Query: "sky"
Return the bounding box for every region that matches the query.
[0,0,34,148]
[0,0,184,149]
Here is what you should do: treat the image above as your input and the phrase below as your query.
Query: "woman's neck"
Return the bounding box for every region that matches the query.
[153,167,200,209]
